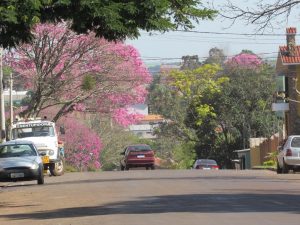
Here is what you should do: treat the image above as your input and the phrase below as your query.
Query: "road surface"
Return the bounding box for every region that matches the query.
[1,169,300,225]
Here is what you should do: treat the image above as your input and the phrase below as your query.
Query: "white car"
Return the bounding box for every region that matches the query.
[277,135,300,174]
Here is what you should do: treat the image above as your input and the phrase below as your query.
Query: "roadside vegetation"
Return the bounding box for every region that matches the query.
[148,49,281,169]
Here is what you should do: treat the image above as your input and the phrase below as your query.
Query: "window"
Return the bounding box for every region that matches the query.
[291,137,300,147]
[12,126,55,139]
[127,145,151,151]
[0,144,37,158]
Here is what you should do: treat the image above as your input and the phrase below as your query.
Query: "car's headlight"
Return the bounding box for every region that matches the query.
[49,150,55,155]
[31,163,39,170]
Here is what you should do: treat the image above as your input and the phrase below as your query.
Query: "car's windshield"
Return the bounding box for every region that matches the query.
[12,126,55,139]
[127,145,151,151]
[197,159,217,165]
[0,144,37,158]
[291,137,300,147]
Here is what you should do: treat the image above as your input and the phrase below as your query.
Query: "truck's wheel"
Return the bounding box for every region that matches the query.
[50,158,64,176]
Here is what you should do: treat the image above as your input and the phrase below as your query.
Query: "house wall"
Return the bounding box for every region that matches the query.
[287,66,300,134]
[127,104,148,115]
[250,138,266,167]
[250,146,261,167]
[297,66,300,114]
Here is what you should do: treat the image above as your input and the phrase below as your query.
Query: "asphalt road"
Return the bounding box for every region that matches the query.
[1,169,300,225]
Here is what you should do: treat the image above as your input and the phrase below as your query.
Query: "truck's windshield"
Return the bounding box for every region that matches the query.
[12,126,55,139]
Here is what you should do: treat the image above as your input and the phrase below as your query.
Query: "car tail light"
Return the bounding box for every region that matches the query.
[286,149,292,156]
[212,165,219,170]
[147,151,154,157]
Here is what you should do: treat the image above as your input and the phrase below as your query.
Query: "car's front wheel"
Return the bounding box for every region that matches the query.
[37,165,44,185]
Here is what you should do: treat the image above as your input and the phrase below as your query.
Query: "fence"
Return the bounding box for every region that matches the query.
[250,133,283,167]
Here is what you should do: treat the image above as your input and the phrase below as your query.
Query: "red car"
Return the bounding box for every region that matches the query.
[120,144,155,170]
[193,159,219,170]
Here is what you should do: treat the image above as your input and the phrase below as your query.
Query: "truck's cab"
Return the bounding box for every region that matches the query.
[11,118,65,176]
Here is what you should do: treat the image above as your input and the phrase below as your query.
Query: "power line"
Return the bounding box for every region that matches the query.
[154,37,284,45]
[155,34,286,41]
[141,51,279,61]
[174,30,295,36]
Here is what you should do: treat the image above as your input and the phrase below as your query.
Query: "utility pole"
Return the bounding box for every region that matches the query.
[0,47,5,142]
[9,72,13,140]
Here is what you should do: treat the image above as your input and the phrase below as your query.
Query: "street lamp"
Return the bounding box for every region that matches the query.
[0,47,5,142]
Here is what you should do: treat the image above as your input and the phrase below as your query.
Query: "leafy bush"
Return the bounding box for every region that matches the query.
[263,151,278,167]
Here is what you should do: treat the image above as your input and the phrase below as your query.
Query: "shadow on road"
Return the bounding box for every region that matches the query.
[1,193,299,220]
[43,174,295,187]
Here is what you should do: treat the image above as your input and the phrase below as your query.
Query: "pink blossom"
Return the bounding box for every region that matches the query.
[113,108,144,127]
[57,116,102,170]
[5,22,152,127]
[226,53,262,68]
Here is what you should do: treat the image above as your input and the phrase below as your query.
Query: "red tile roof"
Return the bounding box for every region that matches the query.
[141,114,164,122]
[279,46,300,64]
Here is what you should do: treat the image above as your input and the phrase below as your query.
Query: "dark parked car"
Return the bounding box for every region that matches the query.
[0,140,44,184]
[193,159,219,170]
[120,144,155,170]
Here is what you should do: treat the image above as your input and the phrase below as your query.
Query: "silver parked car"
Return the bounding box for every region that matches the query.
[277,135,300,174]
[0,140,44,184]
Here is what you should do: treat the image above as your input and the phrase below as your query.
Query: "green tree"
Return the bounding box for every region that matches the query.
[148,64,229,168]
[203,47,226,65]
[172,141,196,169]
[0,0,216,48]
[170,64,229,126]
[148,73,197,168]
[221,63,279,141]
[148,52,280,169]
[191,61,280,168]
[148,75,186,125]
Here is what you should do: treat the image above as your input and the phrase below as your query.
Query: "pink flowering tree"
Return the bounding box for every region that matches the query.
[226,53,262,69]
[56,117,102,171]
[5,23,152,125]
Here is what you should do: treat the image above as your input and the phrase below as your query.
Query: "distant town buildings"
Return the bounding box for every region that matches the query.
[3,89,27,106]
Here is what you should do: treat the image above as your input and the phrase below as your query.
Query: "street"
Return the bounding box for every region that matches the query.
[1,169,300,225]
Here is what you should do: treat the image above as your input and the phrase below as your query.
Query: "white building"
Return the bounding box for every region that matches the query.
[128,104,165,139]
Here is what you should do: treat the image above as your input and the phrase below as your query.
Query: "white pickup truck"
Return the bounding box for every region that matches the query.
[10,118,65,176]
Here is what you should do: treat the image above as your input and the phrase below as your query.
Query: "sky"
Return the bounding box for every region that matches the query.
[126,0,300,66]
